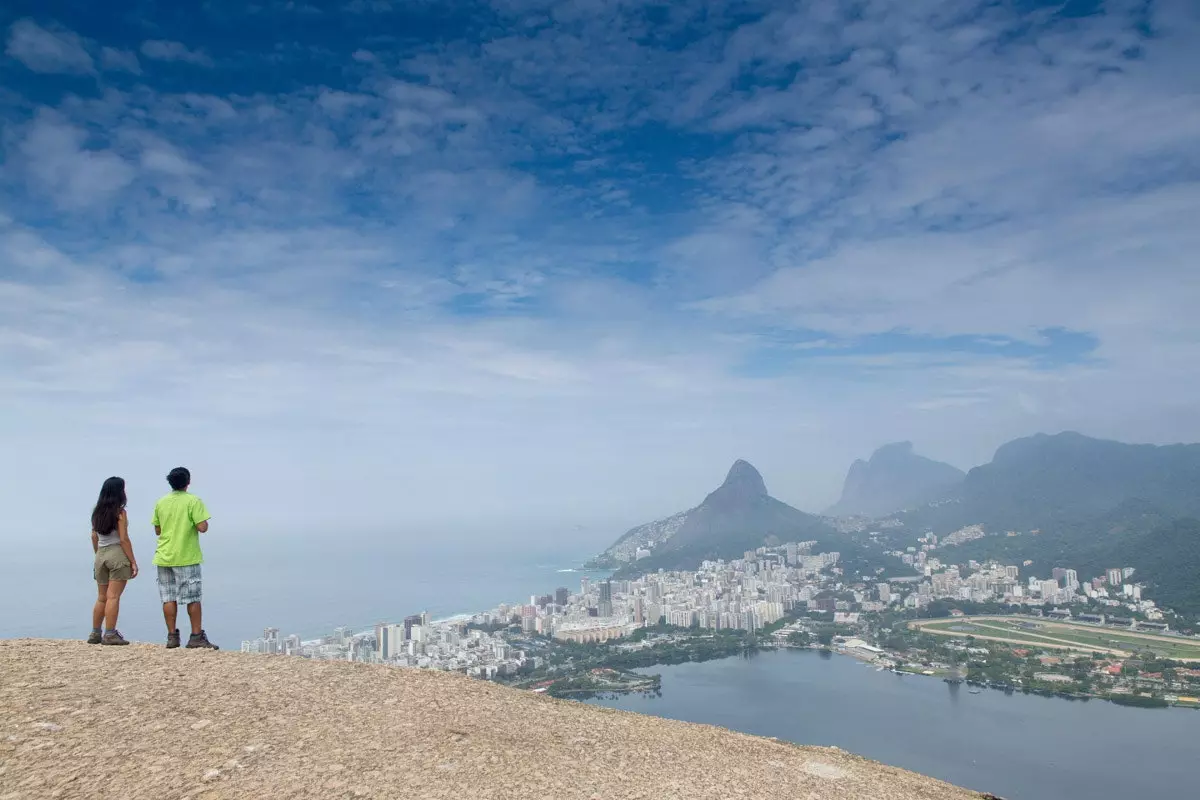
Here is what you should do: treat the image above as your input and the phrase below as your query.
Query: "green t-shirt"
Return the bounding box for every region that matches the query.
[151,491,210,567]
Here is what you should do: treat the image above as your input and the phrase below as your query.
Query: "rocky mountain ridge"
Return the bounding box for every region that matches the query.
[826,442,964,518]
[596,460,838,575]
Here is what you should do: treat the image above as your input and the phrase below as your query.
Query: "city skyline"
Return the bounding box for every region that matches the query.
[241,528,1158,667]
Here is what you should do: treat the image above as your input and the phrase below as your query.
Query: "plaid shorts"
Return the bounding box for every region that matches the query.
[157,564,203,605]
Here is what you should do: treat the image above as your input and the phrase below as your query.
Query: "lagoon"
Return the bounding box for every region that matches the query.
[588,649,1200,799]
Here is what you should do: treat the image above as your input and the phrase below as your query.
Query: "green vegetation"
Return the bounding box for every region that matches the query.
[603,634,751,670]
[543,670,661,699]
[1109,694,1169,708]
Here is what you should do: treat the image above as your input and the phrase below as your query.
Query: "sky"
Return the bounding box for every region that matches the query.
[2,0,1199,546]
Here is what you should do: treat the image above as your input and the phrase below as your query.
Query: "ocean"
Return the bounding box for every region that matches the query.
[4,532,609,645]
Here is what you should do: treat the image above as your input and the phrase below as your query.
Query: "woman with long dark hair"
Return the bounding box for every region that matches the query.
[89,476,139,645]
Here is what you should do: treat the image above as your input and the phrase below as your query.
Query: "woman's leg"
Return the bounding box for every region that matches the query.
[104,580,127,630]
[93,583,108,631]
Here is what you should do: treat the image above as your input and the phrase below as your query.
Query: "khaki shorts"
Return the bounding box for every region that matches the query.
[94,545,132,584]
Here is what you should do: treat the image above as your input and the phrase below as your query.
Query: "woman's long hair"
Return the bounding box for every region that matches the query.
[91,477,126,536]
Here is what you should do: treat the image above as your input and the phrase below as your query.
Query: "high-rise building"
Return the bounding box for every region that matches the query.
[1004,565,1019,580]
[1052,568,1067,582]
[634,597,644,625]
[1064,569,1079,591]
[555,587,569,606]
[377,625,390,660]
[598,580,613,618]
[581,577,591,595]
[876,583,891,603]
[1107,568,1123,586]
[403,615,422,641]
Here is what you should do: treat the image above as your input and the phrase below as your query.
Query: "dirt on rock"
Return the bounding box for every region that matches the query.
[1,639,984,800]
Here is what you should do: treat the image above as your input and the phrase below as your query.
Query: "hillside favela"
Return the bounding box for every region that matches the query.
[3,1,1199,799]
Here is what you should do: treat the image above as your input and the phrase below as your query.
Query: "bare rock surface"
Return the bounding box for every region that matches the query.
[1,639,984,800]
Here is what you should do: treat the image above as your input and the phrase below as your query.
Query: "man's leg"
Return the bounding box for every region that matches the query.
[180,565,217,649]
[186,602,202,635]
[157,565,181,647]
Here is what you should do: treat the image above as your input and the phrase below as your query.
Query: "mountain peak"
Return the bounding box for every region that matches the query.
[826,443,964,518]
[599,458,835,574]
[718,459,768,498]
[872,441,915,459]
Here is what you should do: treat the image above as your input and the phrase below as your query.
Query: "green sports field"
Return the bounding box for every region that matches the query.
[908,616,1200,661]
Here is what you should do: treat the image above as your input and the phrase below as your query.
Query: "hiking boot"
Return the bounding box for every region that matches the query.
[101,630,130,646]
[166,629,181,649]
[87,630,102,645]
[186,630,219,650]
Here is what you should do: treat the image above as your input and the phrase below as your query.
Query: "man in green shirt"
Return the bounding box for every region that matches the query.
[152,467,217,649]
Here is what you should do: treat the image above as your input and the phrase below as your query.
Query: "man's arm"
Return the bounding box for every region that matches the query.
[154,526,161,537]
[91,530,98,554]
[193,497,211,534]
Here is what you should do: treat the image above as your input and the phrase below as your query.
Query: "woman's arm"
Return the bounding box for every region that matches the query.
[91,530,98,554]
[118,510,138,579]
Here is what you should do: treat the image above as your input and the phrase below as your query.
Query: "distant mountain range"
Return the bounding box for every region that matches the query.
[592,460,836,574]
[884,431,1200,533]
[592,432,1200,615]
[825,442,964,518]
[888,431,1200,617]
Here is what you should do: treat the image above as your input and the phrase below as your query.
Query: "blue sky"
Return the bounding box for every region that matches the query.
[2,0,1198,540]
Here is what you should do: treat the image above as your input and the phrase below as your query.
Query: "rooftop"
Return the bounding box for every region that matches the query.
[1,639,985,799]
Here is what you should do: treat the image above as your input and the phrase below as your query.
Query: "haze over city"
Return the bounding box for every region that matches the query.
[3,0,1199,541]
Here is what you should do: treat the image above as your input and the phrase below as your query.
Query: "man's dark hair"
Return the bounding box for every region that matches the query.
[167,467,191,491]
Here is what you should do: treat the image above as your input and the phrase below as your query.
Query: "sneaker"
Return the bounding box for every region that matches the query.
[166,629,181,649]
[101,630,130,646]
[87,630,102,645]
[186,630,219,650]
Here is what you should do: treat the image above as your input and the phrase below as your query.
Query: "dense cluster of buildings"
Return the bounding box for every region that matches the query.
[241,540,845,671]
[883,528,1162,619]
[241,527,1167,678]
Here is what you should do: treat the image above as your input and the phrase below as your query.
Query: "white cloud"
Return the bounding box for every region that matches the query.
[16,110,136,208]
[100,46,141,74]
[5,19,94,74]
[140,39,214,67]
[2,3,1199,541]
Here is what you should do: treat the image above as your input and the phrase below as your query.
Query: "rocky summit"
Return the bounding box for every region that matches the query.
[705,459,769,506]
[0,642,993,800]
[0,639,985,800]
